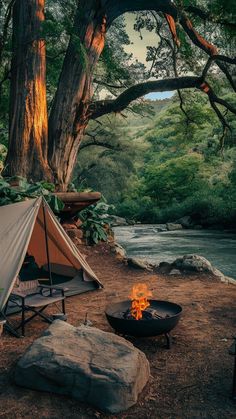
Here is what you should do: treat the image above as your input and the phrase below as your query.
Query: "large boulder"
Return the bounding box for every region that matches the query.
[173,254,213,272]
[15,321,150,413]
[172,254,235,284]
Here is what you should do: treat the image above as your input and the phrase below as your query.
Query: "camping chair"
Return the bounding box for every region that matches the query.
[4,278,66,336]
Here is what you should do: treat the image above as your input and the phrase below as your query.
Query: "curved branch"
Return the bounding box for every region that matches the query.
[179,13,218,56]
[89,76,201,119]
[202,55,236,80]
[104,0,177,26]
[164,14,180,47]
[200,82,236,117]
[179,14,236,91]
[185,5,236,31]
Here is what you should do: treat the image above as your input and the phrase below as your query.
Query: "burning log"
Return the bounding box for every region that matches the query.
[123,308,169,321]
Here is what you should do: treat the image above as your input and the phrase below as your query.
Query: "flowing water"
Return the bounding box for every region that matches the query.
[114,225,236,280]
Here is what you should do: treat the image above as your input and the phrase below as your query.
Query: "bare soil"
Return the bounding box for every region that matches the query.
[0,243,236,419]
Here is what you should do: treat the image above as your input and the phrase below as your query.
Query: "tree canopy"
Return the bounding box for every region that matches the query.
[0,0,235,190]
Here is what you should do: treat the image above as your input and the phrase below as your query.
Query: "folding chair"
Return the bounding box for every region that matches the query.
[4,278,66,336]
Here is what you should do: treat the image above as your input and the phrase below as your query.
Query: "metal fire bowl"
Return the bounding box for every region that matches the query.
[105,300,182,337]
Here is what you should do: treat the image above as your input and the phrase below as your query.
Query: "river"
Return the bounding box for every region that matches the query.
[114,225,236,279]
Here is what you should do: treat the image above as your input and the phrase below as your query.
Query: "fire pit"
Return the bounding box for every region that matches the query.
[105,284,182,348]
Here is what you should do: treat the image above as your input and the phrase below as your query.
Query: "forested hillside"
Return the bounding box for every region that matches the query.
[77,90,236,228]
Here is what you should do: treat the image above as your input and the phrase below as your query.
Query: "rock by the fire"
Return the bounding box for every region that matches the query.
[14,321,150,413]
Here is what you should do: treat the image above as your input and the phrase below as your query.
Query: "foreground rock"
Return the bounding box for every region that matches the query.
[15,321,150,413]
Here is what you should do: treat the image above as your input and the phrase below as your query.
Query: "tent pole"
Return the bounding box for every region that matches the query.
[42,200,53,295]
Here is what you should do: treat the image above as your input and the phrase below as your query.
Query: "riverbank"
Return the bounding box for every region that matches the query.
[0,243,235,418]
[114,225,236,280]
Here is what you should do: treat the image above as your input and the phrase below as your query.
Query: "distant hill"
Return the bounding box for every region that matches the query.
[125,98,171,138]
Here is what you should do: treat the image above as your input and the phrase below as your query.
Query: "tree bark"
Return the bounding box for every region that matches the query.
[48,0,107,191]
[4,0,51,181]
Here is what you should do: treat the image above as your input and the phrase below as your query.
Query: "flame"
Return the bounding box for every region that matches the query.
[129,283,152,320]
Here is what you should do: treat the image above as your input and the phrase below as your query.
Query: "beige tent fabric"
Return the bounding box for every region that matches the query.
[28,200,100,282]
[0,197,102,311]
[0,198,40,310]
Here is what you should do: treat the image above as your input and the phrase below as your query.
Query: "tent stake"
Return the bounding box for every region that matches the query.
[42,200,53,295]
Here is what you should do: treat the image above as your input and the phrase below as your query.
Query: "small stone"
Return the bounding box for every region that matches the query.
[157,262,172,274]
[127,258,153,271]
[74,238,82,245]
[112,243,126,259]
[169,269,181,275]
[75,218,83,228]
[62,223,77,230]
[67,229,83,240]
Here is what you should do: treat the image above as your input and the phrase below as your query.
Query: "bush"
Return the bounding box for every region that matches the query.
[79,202,113,245]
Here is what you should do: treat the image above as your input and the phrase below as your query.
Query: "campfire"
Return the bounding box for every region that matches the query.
[105,283,183,348]
[129,283,152,320]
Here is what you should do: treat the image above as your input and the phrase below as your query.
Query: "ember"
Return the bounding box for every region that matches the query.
[129,283,153,320]
[124,308,166,320]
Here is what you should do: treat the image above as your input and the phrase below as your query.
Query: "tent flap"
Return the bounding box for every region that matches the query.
[0,197,102,311]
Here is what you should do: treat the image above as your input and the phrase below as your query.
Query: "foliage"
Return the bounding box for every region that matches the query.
[79,202,113,245]
[0,177,64,213]
[78,90,236,228]
[0,143,7,173]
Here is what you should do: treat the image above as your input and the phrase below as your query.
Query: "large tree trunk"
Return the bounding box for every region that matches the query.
[4,0,51,181]
[48,0,106,191]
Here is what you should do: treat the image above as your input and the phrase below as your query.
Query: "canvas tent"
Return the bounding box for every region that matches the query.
[0,197,102,312]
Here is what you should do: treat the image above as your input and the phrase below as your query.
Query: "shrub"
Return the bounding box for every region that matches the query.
[79,202,113,245]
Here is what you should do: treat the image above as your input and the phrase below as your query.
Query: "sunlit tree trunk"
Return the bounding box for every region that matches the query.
[4,0,52,181]
[48,0,106,191]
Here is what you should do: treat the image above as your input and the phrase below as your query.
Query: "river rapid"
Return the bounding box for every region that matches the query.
[114,225,236,279]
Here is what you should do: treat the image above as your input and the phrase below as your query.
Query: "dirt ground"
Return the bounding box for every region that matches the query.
[0,243,236,419]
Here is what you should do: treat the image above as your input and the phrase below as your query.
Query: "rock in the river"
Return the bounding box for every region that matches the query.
[175,216,193,228]
[110,215,128,226]
[15,321,150,414]
[166,223,183,231]
[127,257,154,271]
[171,254,235,284]
[155,224,168,232]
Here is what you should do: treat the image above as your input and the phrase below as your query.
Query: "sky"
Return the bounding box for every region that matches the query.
[124,13,174,101]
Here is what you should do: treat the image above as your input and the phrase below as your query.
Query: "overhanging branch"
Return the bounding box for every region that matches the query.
[185,5,236,31]
[104,0,177,26]
[89,76,201,119]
